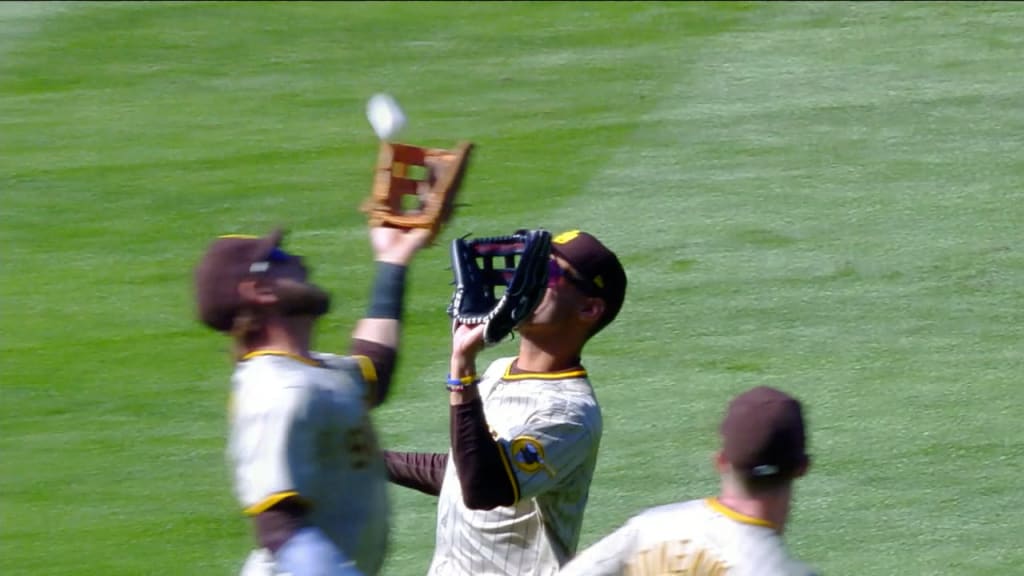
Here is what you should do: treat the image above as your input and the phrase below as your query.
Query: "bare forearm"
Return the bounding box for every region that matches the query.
[351,262,408,406]
[352,318,400,353]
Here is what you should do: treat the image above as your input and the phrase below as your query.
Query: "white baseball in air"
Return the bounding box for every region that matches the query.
[366,93,406,140]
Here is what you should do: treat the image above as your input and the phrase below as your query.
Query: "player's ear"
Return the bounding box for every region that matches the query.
[713,450,730,474]
[238,279,279,306]
[578,297,605,326]
[794,455,811,479]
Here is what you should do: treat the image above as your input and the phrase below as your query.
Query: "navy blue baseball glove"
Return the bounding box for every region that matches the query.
[447,229,552,345]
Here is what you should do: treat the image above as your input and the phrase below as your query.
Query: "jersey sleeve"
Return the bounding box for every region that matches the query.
[233,380,323,514]
[314,352,377,404]
[497,407,598,501]
[558,520,638,576]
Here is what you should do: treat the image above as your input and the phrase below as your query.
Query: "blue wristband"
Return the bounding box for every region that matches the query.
[446,374,480,392]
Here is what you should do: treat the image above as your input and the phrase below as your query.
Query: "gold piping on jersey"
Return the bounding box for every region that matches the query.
[509,436,557,477]
[502,363,587,381]
[219,234,260,239]
[351,355,378,383]
[705,498,777,530]
[495,440,522,504]
[351,354,379,404]
[244,491,301,516]
[241,350,323,367]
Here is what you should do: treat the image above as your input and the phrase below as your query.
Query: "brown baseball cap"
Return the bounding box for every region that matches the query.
[720,386,808,479]
[550,230,627,333]
[194,229,284,332]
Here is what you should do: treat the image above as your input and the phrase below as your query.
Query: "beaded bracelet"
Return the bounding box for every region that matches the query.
[446,374,480,392]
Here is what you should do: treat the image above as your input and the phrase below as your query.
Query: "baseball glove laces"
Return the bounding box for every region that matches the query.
[446,229,552,345]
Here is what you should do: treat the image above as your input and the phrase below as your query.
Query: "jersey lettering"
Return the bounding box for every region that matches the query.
[230,353,388,575]
[626,540,728,576]
[345,418,378,470]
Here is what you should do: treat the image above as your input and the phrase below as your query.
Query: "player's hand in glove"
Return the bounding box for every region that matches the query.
[452,322,486,357]
[447,229,552,346]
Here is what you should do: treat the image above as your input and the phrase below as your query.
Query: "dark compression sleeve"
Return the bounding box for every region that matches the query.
[383,451,448,496]
[450,397,517,509]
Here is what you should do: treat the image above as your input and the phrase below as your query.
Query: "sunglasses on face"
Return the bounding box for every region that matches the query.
[547,258,599,296]
[267,247,294,263]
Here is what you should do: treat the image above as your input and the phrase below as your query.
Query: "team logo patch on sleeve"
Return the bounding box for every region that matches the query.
[510,437,557,477]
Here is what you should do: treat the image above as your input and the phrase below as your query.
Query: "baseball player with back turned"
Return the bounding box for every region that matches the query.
[558,386,818,576]
[194,224,432,576]
[385,229,629,576]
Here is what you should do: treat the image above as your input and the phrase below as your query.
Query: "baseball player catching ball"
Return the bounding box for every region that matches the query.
[385,229,629,575]
[558,386,818,576]
[194,224,432,576]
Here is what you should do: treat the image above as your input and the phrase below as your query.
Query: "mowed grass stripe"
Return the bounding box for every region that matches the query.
[0,3,751,575]
[2,2,1021,575]
[551,3,1023,575]
[376,5,759,575]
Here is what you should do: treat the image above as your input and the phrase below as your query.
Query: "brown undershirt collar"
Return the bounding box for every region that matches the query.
[505,357,587,380]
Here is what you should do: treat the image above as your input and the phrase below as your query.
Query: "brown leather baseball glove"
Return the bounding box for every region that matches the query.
[361,141,474,243]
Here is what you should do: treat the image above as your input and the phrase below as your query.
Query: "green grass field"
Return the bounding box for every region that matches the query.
[3,2,1023,574]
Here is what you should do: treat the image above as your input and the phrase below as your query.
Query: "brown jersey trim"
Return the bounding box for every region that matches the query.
[383,450,448,496]
[254,498,308,553]
[450,398,518,509]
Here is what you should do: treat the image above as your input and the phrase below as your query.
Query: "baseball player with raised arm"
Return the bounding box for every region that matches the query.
[194,224,432,576]
[384,229,629,576]
[559,386,818,576]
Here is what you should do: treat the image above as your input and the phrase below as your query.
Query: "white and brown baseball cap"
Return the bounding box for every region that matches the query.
[550,230,627,333]
[194,229,284,332]
[720,386,809,479]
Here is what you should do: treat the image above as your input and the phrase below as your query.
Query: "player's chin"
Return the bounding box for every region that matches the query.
[521,304,547,326]
[528,290,556,317]
[514,312,541,335]
[517,309,554,335]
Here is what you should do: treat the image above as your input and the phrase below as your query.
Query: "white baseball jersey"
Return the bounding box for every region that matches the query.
[429,356,603,576]
[558,498,816,576]
[228,350,388,575]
